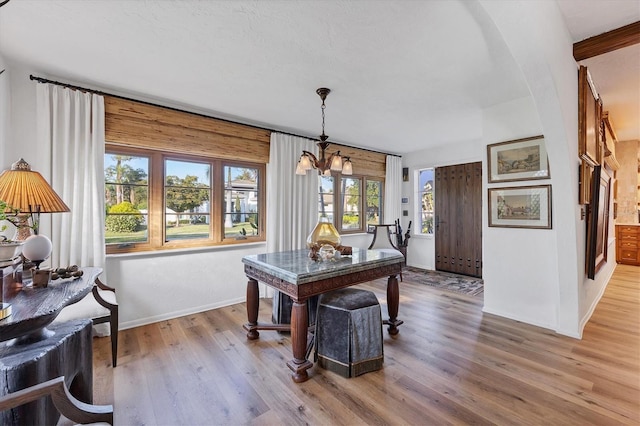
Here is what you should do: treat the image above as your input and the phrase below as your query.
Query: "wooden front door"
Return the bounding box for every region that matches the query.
[435,162,482,277]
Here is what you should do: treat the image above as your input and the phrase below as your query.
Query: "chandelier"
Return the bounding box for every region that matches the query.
[296,88,353,176]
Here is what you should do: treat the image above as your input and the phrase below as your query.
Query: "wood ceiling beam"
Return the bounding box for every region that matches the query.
[573,21,640,61]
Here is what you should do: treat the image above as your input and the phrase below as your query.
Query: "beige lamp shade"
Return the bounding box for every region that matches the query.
[0,158,70,214]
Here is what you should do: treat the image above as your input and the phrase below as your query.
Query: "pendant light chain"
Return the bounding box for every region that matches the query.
[295,87,352,176]
[321,97,326,138]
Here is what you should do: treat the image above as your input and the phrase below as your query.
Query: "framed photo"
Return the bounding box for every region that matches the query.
[488,185,552,229]
[578,66,602,166]
[586,166,611,279]
[487,135,550,183]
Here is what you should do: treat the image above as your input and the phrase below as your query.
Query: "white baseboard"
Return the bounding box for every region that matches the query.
[406,262,433,271]
[120,296,247,330]
[577,261,616,338]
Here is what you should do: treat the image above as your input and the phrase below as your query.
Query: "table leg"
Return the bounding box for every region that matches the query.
[244,278,260,340]
[385,273,403,335]
[286,299,313,383]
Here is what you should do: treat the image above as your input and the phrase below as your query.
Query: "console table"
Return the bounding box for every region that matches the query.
[242,248,403,383]
[0,267,102,425]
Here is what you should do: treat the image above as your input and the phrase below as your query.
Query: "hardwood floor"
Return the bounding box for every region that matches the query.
[92,264,640,425]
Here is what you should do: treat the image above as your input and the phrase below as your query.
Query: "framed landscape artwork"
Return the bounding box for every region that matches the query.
[487,135,550,183]
[488,185,552,229]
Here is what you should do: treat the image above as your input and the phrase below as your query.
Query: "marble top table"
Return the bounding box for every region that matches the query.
[242,248,403,382]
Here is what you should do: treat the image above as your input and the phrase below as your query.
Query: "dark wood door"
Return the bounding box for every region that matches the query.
[435,162,482,277]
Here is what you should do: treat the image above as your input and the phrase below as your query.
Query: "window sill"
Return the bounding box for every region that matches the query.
[106,240,267,259]
[411,233,434,240]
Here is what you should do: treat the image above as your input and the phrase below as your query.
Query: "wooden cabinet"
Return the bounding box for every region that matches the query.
[616,225,640,266]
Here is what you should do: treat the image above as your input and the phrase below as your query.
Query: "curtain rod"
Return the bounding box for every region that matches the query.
[29,75,401,158]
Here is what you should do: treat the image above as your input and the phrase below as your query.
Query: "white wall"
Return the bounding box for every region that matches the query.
[482,96,559,330]
[481,0,614,337]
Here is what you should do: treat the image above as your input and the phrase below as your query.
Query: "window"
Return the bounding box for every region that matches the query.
[319,173,383,233]
[165,159,211,241]
[341,176,361,230]
[105,154,150,245]
[319,175,335,222]
[417,168,434,235]
[105,148,264,253]
[366,179,383,226]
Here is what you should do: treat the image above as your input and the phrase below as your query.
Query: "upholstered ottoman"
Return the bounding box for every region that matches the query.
[315,288,383,377]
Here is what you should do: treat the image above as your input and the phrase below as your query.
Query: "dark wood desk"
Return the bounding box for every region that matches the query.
[0,267,102,425]
[0,266,102,343]
[242,248,403,383]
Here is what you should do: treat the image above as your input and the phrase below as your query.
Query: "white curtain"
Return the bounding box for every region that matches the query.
[384,155,402,225]
[265,133,318,304]
[267,133,319,252]
[36,84,106,270]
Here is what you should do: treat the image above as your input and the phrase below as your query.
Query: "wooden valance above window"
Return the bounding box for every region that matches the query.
[330,144,387,179]
[104,97,271,164]
[105,96,389,175]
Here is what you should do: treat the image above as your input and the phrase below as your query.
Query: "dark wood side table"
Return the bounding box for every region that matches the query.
[0,319,94,425]
[0,267,102,425]
[242,249,403,383]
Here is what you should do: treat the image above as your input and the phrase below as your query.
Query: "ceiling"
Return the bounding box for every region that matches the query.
[0,0,638,155]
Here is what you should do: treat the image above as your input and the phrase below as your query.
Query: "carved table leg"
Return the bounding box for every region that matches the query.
[286,299,313,383]
[384,273,403,335]
[244,278,260,340]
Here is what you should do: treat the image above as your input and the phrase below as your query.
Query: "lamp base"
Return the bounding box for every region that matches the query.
[13,213,33,241]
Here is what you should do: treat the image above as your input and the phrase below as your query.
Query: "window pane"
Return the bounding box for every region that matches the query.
[104,154,149,244]
[341,177,361,230]
[418,168,434,235]
[224,166,260,239]
[319,175,334,222]
[165,159,211,241]
[366,180,383,226]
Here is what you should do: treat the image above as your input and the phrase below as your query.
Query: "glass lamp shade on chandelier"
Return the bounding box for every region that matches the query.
[296,88,353,176]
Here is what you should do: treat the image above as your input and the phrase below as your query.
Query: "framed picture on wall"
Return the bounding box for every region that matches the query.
[579,159,595,205]
[488,185,552,229]
[487,135,550,183]
[586,166,611,279]
[578,66,602,167]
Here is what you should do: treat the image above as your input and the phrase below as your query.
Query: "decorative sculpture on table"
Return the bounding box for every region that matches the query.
[306,214,352,261]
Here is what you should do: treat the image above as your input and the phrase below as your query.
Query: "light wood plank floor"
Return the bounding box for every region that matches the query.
[92,264,640,425]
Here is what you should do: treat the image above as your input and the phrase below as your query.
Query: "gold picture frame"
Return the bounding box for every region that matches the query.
[578,66,602,167]
[488,185,552,229]
[487,135,550,183]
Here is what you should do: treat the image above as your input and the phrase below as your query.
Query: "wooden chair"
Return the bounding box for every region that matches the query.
[0,376,113,425]
[54,278,119,367]
[368,224,405,281]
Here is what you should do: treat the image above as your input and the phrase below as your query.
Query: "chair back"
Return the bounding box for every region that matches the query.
[368,224,401,251]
